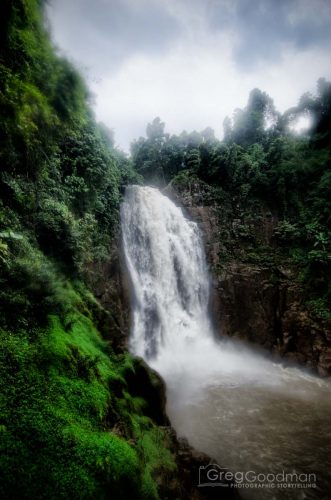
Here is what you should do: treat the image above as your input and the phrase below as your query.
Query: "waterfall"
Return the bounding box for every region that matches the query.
[121,184,213,354]
[121,185,331,499]
[121,184,230,393]
[121,185,329,395]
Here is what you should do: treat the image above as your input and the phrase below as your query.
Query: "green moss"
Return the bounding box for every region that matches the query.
[0,225,177,497]
[0,297,177,499]
[306,298,331,321]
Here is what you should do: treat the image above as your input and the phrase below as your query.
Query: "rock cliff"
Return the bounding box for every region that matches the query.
[165,179,331,377]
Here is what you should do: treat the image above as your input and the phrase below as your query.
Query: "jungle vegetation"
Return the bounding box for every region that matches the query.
[131,83,331,320]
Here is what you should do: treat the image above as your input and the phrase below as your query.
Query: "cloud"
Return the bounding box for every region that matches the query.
[91,39,331,150]
[46,0,181,75]
[206,0,331,69]
[46,0,331,151]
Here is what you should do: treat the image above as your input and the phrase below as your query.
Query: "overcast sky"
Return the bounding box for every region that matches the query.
[46,0,331,152]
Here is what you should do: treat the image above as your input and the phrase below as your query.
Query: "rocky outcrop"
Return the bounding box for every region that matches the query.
[167,434,240,500]
[85,233,131,352]
[165,180,331,377]
[124,358,239,499]
[214,262,331,376]
[125,357,170,426]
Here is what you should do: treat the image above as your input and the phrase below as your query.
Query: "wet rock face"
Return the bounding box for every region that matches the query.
[170,435,240,500]
[125,357,170,426]
[166,181,331,377]
[215,264,331,376]
[85,233,131,352]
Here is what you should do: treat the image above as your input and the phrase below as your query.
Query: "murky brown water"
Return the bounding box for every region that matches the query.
[166,370,331,500]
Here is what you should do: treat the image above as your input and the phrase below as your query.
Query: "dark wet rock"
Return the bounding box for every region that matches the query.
[85,232,131,352]
[125,357,170,426]
[172,435,240,500]
[167,180,331,377]
[153,429,240,500]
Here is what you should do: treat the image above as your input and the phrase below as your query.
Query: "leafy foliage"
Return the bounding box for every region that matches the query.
[131,80,331,318]
[0,1,176,498]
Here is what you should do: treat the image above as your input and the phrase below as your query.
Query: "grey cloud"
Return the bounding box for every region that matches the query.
[207,0,331,69]
[46,0,331,151]
[47,0,181,75]
[47,0,331,75]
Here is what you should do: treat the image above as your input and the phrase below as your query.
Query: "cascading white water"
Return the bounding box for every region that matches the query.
[121,185,325,393]
[121,185,331,499]
[121,184,212,359]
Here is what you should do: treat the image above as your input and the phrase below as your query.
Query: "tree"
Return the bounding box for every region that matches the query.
[146,116,165,141]
[131,118,167,185]
[282,78,331,146]
[230,89,279,146]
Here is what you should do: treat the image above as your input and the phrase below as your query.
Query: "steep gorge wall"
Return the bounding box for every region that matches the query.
[165,180,331,377]
[85,235,131,352]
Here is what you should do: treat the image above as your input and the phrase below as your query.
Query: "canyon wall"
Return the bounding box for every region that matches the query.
[165,180,331,377]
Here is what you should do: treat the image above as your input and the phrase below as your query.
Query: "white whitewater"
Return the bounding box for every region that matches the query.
[121,185,331,499]
[121,185,324,396]
[121,184,212,359]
